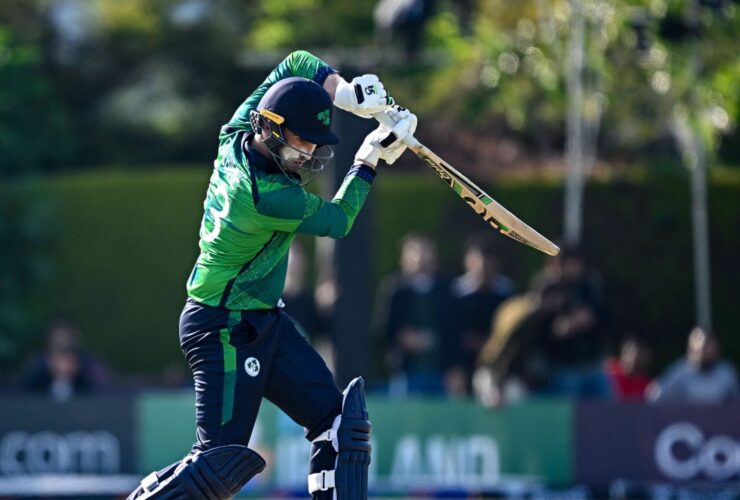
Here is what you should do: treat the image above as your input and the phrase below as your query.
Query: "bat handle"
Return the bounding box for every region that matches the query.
[372,111,421,149]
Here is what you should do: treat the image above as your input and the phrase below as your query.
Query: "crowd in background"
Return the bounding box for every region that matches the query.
[18,234,739,407]
[283,232,739,407]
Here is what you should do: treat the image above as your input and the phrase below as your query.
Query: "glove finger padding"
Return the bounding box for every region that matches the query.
[373,106,417,165]
[354,105,417,167]
[334,74,394,118]
[354,127,387,167]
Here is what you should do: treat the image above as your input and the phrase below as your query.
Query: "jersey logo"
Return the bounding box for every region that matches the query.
[317,109,331,126]
[245,357,261,377]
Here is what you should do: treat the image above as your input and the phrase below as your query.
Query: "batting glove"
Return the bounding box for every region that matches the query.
[334,74,394,118]
[354,105,417,167]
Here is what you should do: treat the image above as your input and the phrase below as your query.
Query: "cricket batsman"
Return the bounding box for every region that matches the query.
[127,50,417,499]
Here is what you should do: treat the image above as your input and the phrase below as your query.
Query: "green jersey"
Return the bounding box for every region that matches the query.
[186,51,375,310]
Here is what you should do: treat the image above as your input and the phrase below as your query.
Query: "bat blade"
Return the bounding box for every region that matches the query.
[371,109,559,256]
[410,144,560,256]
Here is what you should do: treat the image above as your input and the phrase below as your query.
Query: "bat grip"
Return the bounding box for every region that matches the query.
[372,111,421,149]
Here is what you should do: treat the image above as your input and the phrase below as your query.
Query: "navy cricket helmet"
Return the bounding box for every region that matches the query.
[257,77,339,146]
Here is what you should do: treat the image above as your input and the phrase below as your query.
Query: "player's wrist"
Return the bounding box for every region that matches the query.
[354,142,379,168]
[353,160,377,170]
[323,73,341,101]
[348,164,378,184]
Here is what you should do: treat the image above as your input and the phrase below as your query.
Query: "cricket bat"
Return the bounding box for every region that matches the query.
[374,112,560,256]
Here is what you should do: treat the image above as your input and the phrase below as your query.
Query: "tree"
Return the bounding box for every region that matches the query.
[0,25,73,175]
[381,0,739,166]
[0,23,56,369]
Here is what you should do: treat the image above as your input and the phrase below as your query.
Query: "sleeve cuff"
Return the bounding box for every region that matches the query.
[314,65,337,86]
[347,164,377,184]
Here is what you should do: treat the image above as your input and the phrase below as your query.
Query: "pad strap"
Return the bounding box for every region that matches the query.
[308,470,336,493]
[312,414,341,452]
[312,429,333,443]
[141,471,160,492]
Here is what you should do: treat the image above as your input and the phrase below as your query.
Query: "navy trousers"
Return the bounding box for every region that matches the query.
[179,299,342,452]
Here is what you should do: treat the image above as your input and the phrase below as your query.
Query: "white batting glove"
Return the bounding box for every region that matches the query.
[354,105,417,167]
[334,74,394,118]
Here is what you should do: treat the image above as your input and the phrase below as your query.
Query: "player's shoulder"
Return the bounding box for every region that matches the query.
[216,134,252,175]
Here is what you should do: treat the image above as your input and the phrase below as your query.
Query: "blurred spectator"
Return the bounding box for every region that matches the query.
[450,234,515,395]
[372,233,455,397]
[374,0,473,61]
[374,0,437,61]
[474,280,568,407]
[23,317,109,401]
[533,246,609,399]
[647,327,739,404]
[603,336,652,401]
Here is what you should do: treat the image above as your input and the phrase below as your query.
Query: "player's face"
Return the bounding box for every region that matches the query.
[280,129,317,171]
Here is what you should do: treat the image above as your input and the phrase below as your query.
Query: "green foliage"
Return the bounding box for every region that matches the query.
[2,0,737,170]
[244,0,378,49]
[0,20,63,371]
[1,0,263,168]
[384,0,739,162]
[0,26,73,175]
[16,166,740,374]
[0,181,51,370]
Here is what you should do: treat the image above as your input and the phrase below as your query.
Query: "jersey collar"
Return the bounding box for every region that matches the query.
[244,132,282,175]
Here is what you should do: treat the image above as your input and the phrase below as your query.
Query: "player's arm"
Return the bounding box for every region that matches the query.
[253,165,375,239]
[254,107,417,238]
[225,50,336,134]
[296,165,376,238]
[225,51,393,136]
[279,51,393,117]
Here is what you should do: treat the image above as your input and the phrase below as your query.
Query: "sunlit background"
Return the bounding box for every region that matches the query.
[1,0,739,498]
